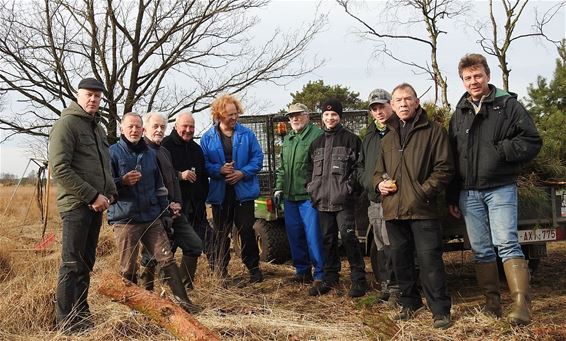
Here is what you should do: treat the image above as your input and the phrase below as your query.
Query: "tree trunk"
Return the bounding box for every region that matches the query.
[97,272,220,341]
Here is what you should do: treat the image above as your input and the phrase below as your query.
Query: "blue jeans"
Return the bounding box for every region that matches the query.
[56,205,102,325]
[459,183,524,263]
[284,199,325,280]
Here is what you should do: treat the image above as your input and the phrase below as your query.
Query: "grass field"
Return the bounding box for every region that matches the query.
[1,184,565,340]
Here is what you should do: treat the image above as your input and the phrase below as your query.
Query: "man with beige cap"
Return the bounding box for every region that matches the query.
[274,103,324,284]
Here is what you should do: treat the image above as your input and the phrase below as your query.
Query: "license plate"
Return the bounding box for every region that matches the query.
[518,228,557,243]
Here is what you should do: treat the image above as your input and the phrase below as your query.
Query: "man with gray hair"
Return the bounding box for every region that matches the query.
[108,112,199,313]
[162,112,211,263]
[49,77,117,333]
[139,112,203,291]
[274,103,324,284]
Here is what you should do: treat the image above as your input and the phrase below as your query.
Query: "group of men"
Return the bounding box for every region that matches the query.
[274,53,541,329]
[48,52,541,334]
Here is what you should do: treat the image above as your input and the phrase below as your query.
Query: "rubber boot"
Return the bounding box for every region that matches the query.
[161,264,201,314]
[179,255,199,290]
[475,262,502,317]
[139,266,156,291]
[503,258,532,325]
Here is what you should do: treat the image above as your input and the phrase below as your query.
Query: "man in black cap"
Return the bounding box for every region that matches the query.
[49,77,117,333]
[306,98,368,298]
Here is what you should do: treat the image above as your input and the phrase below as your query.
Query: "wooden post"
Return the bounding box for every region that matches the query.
[97,272,220,341]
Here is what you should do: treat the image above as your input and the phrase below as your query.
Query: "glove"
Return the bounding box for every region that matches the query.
[273,190,283,206]
[161,216,175,244]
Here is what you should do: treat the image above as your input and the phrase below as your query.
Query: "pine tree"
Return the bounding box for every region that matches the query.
[524,39,566,180]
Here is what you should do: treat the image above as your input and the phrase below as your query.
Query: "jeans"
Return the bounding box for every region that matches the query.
[459,183,524,263]
[141,213,204,267]
[211,200,259,273]
[386,219,451,316]
[284,199,325,280]
[56,205,102,325]
[319,207,366,284]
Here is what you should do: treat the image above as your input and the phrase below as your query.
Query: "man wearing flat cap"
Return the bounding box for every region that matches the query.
[307,99,368,298]
[49,77,117,334]
[274,103,324,284]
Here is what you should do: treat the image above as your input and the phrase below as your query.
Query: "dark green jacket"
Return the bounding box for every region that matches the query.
[275,123,322,201]
[374,108,454,220]
[48,101,117,212]
[356,120,388,203]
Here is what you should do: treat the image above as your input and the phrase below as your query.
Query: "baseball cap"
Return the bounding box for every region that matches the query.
[368,88,391,107]
[286,103,309,116]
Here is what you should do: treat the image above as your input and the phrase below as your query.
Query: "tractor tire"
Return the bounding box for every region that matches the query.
[254,219,291,264]
[232,219,291,264]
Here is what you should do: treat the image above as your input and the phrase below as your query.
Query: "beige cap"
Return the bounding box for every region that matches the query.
[286,103,309,116]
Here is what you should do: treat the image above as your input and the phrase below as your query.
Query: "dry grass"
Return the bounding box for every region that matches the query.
[1,185,566,340]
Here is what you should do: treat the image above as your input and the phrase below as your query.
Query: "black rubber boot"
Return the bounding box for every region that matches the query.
[179,255,199,290]
[161,264,201,314]
[139,266,156,291]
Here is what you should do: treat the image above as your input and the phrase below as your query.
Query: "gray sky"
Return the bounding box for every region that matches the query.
[1,0,565,176]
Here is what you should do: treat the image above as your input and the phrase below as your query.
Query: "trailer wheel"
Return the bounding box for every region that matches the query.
[231,219,290,264]
[254,219,290,264]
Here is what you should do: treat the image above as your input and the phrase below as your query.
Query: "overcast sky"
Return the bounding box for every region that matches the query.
[1,0,565,176]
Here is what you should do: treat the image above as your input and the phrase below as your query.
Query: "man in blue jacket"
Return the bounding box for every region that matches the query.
[448,54,542,325]
[108,112,198,313]
[200,94,264,284]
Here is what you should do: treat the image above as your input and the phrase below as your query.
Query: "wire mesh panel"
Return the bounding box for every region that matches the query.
[239,111,370,196]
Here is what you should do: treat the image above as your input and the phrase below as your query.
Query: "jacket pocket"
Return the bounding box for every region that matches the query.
[312,152,324,176]
[331,154,347,175]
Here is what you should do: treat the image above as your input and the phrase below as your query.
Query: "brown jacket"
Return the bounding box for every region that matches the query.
[373,108,454,220]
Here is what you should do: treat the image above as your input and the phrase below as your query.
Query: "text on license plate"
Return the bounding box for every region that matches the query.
[518,228,556,243]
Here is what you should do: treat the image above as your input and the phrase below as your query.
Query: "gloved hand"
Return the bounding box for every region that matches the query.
[161,216,175,244]
[273,190,283,206]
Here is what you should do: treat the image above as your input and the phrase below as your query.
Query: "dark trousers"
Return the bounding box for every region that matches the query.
[211,200,259,273]
[56,205,102,325]
[319,207,366,284]
[386,219,451,316]
[141,213,204,267]
[184,199,213,257]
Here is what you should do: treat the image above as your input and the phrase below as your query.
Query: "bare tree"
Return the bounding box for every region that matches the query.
[338,0,471,109]
[0,0,325,143]
[474,0,565,91]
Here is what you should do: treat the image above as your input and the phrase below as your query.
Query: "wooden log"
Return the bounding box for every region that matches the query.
[97,272,220,341]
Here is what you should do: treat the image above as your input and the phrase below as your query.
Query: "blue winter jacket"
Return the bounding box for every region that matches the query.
[201,122,263,205]
[107,137,169,224]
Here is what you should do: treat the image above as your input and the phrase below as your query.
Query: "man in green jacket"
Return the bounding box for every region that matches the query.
[49,77,117,334]
[274,103,324,284]
[374,83,454,329]
[356,88,396,303]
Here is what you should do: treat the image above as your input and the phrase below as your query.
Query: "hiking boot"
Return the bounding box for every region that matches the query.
[308,280,332,296]
[139,266,156,291]
[393,303,424,321]
[179,255,199,290]
[249,268,264,283]
[433,314,453,329]
[285,272,313,284]
[348,280,368,298]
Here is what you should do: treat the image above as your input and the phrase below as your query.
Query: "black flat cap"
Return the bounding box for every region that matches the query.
[78,77,106,92]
